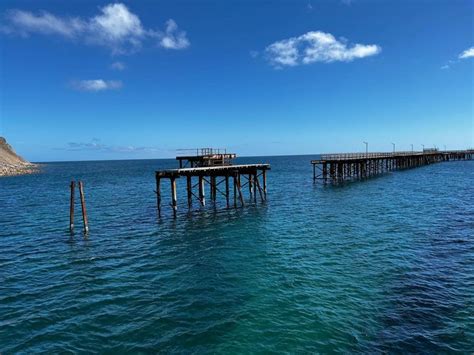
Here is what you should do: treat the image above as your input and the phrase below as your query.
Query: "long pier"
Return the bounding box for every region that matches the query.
[312,149,473,183]
[156,149,270,217]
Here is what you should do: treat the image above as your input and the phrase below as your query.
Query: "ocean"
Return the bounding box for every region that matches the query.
[1,155,473,353]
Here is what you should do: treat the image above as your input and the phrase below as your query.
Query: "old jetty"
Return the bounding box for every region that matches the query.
[156,148,270,217]
[312,149,473,183]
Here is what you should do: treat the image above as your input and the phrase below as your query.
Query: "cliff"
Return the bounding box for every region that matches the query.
[0,137,37,176]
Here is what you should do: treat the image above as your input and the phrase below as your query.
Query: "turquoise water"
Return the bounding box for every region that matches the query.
[1,156,473,353]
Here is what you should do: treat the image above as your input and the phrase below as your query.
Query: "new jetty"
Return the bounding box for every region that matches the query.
[312,149,473,183]
[156,148,270,217]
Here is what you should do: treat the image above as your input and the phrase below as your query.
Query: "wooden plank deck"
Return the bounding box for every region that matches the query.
[156,164,270,177]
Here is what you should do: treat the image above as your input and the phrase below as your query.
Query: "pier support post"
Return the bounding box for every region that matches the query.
[69,181,75,232]
[255,174,265,202]
[156,175,161,217]
[237,174,245,206]
[248,174,253,198]
[186,176,192,209]
[262,169,267,198]
[253,173,257,202]
[199,176,205,206]
[225,175,230,208]
[233,174,237,207]
[211,176,217,202]
[78,181,89,234]
[171,177,177,218]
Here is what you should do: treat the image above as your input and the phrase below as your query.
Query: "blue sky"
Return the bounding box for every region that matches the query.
[0,0,472,162]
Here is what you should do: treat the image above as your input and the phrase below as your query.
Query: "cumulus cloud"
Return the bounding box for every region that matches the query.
[459,46,474,59]
[70,79,123,92]
[2,3,189,54]
[156,19,190,49]
[265,31,381,68]
[110,61,126,70]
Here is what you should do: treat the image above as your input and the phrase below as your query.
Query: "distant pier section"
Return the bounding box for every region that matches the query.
[312,149,473,183]
[156,148,270,218]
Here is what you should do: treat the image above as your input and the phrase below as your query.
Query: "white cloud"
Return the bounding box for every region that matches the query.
[459,46,474,59]
[87,3,145,53]
[70,79,123,92]
[3,3,189,54]
[110,61,126,70]
[5,9,84,37]
[156,19,190,50]
[62,138,160,153]
[265,31,381,68]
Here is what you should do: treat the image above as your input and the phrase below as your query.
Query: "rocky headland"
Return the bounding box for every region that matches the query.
[0,137,38,177]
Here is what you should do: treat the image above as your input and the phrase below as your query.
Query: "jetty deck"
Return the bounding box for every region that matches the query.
[156,149,270,217]
[312,149,473,183]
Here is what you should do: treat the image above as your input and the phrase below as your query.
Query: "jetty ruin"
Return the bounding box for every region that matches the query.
[156,148,270,217]
[311,149,474,183]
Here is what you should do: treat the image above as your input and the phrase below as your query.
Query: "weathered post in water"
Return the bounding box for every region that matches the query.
[69,181,75,232]
[78,181,89,234]
[171,177,178,218]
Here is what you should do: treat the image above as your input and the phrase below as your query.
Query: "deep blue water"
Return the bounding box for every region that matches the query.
[1,155,473,353]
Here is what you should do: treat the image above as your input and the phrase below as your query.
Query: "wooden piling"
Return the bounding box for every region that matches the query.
[248,174,253,197]
[78,181,89,234]
[225,175,230,208]
[255,174,265,202]
[186,176,192,208]
[237,174,244,206]
[171,177,177,218]
[233,174,237,207]
[199,176,206,206]
[156,175,161,217]
[262,169,267,198]
[211,176,217,202]
[69,181,75,232]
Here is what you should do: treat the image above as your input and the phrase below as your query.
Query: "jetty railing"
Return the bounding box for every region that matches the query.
[319,150,473,161]
[176,148,228,157]
[312,149,473,183]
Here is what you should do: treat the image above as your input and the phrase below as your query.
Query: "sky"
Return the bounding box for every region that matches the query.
[0,0,473,162]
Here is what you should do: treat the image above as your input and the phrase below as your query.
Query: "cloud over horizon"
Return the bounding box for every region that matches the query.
[59,138,161,153]
[2,3,190,54]
[70,79,123,92]
[265,31,381,68]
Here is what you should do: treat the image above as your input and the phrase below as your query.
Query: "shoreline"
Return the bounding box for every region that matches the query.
[0,162,40,177]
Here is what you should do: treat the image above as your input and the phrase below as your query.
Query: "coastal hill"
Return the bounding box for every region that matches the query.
[0,137,36,176]
[0,137,26,164]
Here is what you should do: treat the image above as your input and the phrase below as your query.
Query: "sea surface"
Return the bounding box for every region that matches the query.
[1,155,473,353]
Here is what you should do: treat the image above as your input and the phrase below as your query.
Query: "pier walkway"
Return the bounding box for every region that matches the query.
[312,149,473,183]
